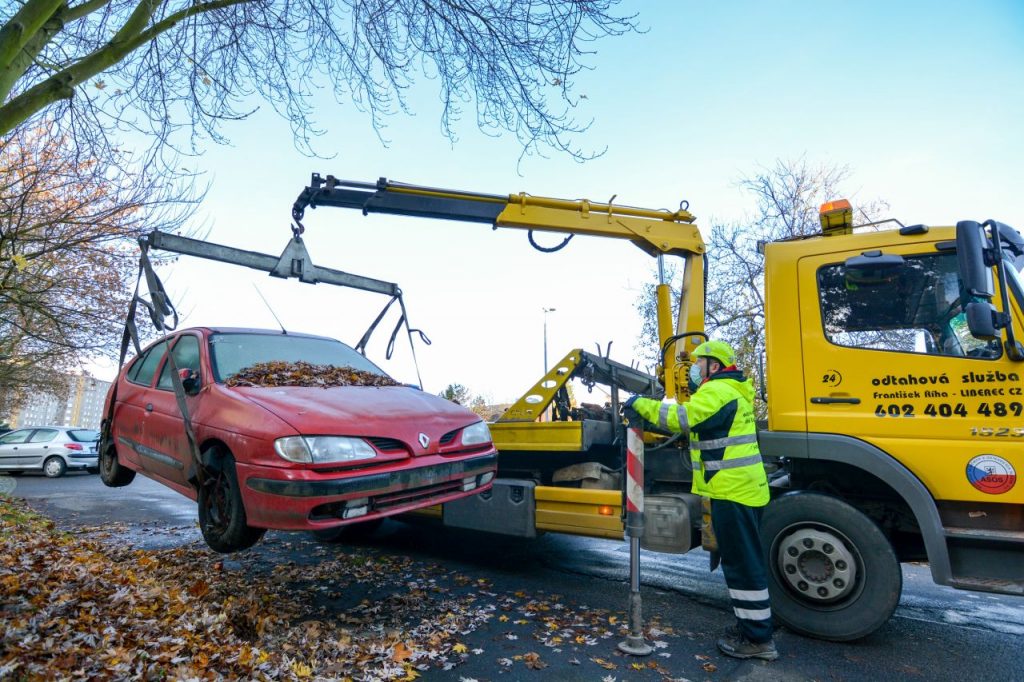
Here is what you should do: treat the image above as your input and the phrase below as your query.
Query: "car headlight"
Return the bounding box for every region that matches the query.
[460,421,491,446]
[273,436,376,464]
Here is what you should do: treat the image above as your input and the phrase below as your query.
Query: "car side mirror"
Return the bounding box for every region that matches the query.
[178,368,201,395]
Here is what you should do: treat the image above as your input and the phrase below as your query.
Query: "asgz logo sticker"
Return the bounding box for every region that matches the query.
[966,455,1016,494]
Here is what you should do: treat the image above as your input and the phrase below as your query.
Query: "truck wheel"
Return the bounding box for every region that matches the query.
[197,448,265,553]
[760,492,901,642]
[312,518,383,543]
[43,456,67,478]
[99,442,136,487]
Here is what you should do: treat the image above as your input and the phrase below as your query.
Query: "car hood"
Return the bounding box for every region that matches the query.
[229,385,479,454]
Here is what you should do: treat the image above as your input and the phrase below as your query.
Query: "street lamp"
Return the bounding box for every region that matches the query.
[542,307,556,373]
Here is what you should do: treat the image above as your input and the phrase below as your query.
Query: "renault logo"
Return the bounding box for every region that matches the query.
[418,433,430,449]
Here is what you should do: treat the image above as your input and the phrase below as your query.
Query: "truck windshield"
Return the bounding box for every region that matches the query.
[1007,254,1024,312]
[209,333,388,383]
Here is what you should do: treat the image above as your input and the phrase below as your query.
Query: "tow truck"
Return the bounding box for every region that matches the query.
[291,174,1024,641]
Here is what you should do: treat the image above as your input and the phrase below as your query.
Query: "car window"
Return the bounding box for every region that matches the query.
[68,429,100,442]
[0,429,32,444]
[209,333,388,382]
[128,340,170,386]
[29,429,59,443]
[157,335,202,390]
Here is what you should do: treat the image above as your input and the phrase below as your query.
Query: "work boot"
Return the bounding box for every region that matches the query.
[717,633,778,661]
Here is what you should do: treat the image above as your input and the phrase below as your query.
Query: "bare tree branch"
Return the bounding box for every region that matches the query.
[0,1,640,162]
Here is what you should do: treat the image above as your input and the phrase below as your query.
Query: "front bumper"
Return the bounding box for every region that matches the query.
[237,451,497,530]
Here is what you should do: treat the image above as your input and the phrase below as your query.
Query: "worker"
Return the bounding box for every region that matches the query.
[623,340,776,661]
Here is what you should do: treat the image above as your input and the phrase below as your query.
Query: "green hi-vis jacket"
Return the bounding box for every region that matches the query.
[632,370,769,507]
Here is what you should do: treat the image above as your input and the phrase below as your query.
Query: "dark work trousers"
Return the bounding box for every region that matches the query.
[710,498,773,643]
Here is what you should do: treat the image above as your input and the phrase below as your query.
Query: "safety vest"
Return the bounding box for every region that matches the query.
[631,370,769,507]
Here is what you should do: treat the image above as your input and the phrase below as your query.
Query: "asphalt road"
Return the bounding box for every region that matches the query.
[6,472,1024,681]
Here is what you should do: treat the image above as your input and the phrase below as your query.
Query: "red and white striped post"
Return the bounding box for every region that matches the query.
[618,420,653,656]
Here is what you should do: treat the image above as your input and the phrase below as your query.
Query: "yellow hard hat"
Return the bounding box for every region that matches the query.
[692,340,736,366]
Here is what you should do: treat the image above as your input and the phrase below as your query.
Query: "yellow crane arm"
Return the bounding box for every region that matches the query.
[291,174,707,398]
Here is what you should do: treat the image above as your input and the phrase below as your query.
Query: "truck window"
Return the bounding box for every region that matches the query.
[817,252,1001,359]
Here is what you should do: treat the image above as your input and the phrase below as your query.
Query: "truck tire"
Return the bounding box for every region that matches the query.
[197,448,265,553]
[760,492,901,642]
[312,518,384,543]
[99,441,136,487]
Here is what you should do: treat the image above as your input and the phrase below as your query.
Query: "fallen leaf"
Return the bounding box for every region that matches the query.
[524,652,548,670]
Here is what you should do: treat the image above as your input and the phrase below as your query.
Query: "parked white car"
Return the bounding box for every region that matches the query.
[0,426,100,477]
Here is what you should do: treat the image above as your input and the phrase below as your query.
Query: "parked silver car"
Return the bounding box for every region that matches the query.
[0,426,100,477]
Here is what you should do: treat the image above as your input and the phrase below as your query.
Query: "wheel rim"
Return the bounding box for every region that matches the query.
[45,459,62,476]
[772,523,863,606]
[203,470,232,533]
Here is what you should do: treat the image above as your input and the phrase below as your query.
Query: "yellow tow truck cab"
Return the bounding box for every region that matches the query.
[292,175,1024,642]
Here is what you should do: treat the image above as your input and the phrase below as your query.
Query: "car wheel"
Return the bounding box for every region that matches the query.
[43,456,67,478]
[99,441,136,487]
[197,447,266,553]
[312,518,384,543]
[760,492,902,642]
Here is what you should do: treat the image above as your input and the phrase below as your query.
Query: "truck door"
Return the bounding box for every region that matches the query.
[798,243,1023,506]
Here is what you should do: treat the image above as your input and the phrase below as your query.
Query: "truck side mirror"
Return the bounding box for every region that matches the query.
[956,220,995,299]
[964,301,1000,340]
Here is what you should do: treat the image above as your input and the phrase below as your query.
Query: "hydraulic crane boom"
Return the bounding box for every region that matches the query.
[291,174,709,398]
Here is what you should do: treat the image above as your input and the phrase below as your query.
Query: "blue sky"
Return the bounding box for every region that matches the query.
[112,1,1024,403]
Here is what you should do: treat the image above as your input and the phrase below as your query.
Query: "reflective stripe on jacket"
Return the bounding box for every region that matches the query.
[632,370,769,507]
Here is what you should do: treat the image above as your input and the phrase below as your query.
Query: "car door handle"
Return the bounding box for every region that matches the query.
[145,403,154,412]
[811,396,861,405]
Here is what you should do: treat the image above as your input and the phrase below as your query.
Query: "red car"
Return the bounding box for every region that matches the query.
[100,327,496,552]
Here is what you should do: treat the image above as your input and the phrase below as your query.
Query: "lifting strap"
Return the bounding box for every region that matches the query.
[101,241,207,486]
[354,292,431,388]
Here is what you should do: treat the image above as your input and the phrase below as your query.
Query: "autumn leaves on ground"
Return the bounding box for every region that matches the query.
[0,497,685,681]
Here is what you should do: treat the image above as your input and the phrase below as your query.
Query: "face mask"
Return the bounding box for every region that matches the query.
[688,362,703,389]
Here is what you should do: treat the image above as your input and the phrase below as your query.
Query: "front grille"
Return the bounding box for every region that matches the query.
[439,430,457,445]
[373,479,465,512]
[309,479,466,520]
[367,437,407,453]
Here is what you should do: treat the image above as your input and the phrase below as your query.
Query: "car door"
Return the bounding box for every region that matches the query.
[0,429,33,469]
[22,428,61,469]
[145,333,204,487]
[113,339,170,469]
[799,243,1023,506]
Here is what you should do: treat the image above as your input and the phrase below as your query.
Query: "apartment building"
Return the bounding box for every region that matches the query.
[9,374,111,430]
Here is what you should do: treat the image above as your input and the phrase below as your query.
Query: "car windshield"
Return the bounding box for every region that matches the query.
[209,333,388,383]
[68,429,99,442]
